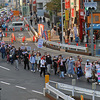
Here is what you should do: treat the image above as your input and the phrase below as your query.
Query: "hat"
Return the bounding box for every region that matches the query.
[86,59,89,62]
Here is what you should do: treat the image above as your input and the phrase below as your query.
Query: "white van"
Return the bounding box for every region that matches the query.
[8,21,24,31]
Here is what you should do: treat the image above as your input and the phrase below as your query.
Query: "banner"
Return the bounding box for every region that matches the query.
[38,24,44,36]
[47,30,51,41]
[65,0,70,9]
[38,39,43,48]
[65,10,69,20]
[70,0,74,8]
[71,8,74,18]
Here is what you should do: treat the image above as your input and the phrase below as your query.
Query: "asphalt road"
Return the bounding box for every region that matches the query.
[1,25,100,100]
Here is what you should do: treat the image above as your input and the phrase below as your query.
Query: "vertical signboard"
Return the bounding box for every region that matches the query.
[71,8,74,18]
[38,24,44,37]
[65,10,69,20]
[65,0,70,9]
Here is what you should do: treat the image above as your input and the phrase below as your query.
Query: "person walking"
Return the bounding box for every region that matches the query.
[47,20,50,28]
[14,50,19,70]
[43,17,45,23]
[18,47,22,64]
[75,56,83,80]
[30,54,35,72]
[40,56,46,77]
[70,31,73,42]
[59,58,65,79]
[30,16,33,26]
[85,60,92,82]
[35,52,41,72]
[1,45,6,59]
[24,53,30,70]
[67,56,75,78]
[46,54,52,75]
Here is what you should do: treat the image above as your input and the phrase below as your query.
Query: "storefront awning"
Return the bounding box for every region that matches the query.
[87,24,100,30]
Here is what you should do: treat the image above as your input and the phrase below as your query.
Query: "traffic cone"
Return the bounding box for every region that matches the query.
[23,36,25,41]
[94,44,96,50]
[6,28,7,31]
[13,28,15,31]
[5,33,7,37]
[85,44,87,47]
[33,36,35,42]
[76,43,78,46]
[11,38,13,43]
[14,36,16,41]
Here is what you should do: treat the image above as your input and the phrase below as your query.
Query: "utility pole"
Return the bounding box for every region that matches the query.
[91,9,94,56]
[32,0,33,15]
[61,0,64,44]
[19,0,20,11]
[16,0,17,10]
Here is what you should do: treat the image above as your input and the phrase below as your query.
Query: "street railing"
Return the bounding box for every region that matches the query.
[49,80,100,100]
[24,18,88,53]
[43,83,75,100]
[43,39,88,52]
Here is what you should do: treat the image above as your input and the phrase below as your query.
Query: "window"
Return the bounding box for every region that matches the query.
[12,23,23,26]
[37,3,43,10]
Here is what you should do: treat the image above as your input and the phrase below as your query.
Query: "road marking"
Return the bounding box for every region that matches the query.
[15,85,26,90]
[1,81,10,85]
[0,66,10,71]
[32,90,43,95]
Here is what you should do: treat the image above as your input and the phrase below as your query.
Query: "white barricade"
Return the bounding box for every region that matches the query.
[56,83,100,98]
[44,83,75,100]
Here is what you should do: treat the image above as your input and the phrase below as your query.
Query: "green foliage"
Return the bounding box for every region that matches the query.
[45,0,61,13]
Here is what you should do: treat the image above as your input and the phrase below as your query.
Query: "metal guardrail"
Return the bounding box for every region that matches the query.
[43,39,88,52]
[49,80,100,100]
[24,18,88,53]
[43,83,75,100]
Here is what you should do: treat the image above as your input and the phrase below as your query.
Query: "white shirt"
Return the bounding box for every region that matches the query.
[40,59,46,67]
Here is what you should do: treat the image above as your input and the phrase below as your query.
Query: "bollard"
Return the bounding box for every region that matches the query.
[94,44,96,50]
[13,28,15,31]
[92,83,96,100]
[28,27,29,31]
[33,36,35,42]
[45,75,49,88]
[20,27,22,31]
[76,43,78,46]
[72,79,76,96]
[6,28,7,31]
[85,44,87,47]
[5,33,7,37]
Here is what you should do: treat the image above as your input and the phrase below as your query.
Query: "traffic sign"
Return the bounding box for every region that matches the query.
[84,2,97,10]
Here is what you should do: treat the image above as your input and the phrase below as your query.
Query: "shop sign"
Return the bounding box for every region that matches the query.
[71,8,74,18]
[70,0,74,8]
[65,10,69,20]
[65,0,70,9]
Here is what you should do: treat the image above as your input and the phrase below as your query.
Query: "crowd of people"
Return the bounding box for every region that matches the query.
[0,43,100,85]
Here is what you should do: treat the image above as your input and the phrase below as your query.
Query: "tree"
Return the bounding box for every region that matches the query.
[45,0,61,16]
